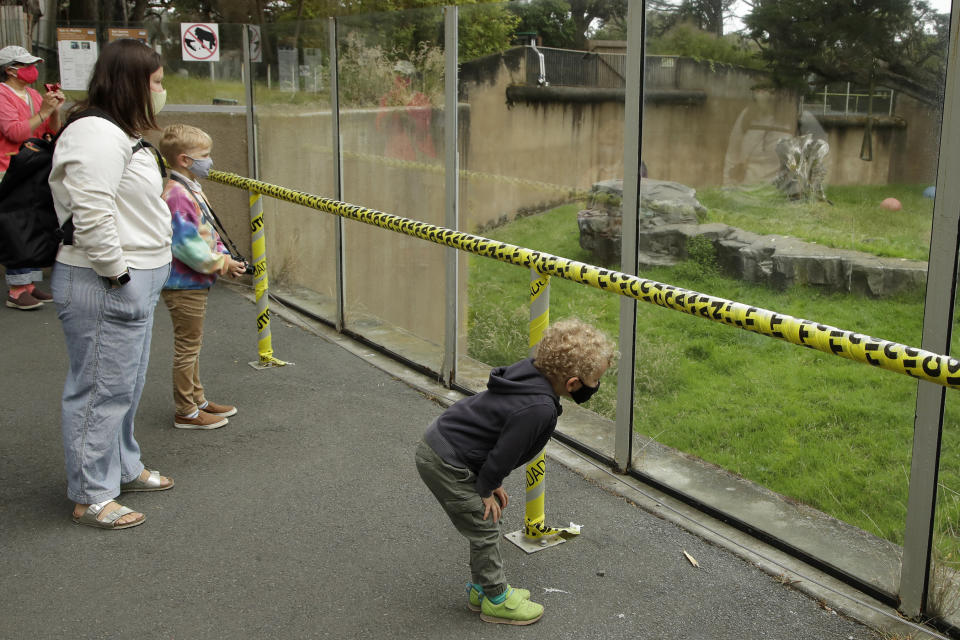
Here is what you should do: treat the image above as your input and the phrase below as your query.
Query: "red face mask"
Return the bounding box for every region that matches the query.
[15,65,38,84]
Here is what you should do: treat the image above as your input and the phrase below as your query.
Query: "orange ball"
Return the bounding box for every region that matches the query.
[880,198,902,211]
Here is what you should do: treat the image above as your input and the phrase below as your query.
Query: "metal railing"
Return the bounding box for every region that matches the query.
[802,83,895,116]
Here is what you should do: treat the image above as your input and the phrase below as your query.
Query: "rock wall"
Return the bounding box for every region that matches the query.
[577,180,926,297]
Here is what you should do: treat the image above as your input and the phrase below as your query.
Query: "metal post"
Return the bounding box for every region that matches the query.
[528,269,549,358]
[614,0,645,473]
[505,269,580,553]
[442,6,459,387]
[329,17,345,332]
[241,26,285,369]
[899,0,960,617]
[845,82,850,116]
[242,25,258,181]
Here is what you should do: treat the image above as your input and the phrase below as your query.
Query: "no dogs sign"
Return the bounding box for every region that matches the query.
[181,23,220,61]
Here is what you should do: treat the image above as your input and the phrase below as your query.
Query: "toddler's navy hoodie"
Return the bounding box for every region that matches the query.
[424,358,562,498]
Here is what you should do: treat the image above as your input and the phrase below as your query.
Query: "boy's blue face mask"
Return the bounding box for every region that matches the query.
[187,155,213,178]
[570,380,600,404]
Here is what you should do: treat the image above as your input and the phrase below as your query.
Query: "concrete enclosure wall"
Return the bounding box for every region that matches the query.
[142,51,943,351]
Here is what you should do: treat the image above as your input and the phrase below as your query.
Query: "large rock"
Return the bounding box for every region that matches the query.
[578,179,706,263]
[575,178,926,296]
[674,224,926,297]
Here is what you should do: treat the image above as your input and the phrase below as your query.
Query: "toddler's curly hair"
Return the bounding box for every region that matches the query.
[533,318,618,383]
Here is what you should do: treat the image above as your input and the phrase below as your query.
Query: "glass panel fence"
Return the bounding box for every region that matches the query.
[336,7,447,374]
[629,1,948,599]
[254,20,338,323]
[457,1,624,445]
[160,22,247,107]
[158,23,253,308]
[936,326,960,628]
[47,21,242,106]
[60,4,955,611]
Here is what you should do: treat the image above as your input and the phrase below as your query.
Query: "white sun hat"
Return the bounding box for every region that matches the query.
[0,45,43,67]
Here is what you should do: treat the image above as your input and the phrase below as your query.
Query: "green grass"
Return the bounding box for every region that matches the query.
[467,199,959,569]
[699,184,935,261]
[64,75,331,108]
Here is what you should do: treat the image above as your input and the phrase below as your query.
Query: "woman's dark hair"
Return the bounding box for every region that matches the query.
[69,39,162,137]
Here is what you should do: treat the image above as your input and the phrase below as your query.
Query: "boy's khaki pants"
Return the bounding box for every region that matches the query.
[161,288,210,416]
[415,438,508,599]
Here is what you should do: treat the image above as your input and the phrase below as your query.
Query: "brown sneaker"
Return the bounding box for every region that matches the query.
[30,288,53,301]
[174,410,228,430]
[201,401,237,417]
[6,291,42,310]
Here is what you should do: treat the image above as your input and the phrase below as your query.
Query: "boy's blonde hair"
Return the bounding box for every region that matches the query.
[158,124,213,168]
[533,318,618,383]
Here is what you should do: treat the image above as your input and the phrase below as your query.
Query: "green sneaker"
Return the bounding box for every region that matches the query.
[479,587,543,625]
[466,583,531,612]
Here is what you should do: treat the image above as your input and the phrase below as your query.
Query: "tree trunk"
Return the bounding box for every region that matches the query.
[569,0,593,50]
[131,0,148,22]
[67,0,97,22]
[292,0,305,51]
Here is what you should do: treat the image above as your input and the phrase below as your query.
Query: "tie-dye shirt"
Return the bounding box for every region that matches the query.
[162,171,227,290]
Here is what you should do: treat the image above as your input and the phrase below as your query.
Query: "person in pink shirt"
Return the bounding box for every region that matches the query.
[0,45,64,310]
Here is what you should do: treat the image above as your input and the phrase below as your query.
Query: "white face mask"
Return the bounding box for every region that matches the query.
[150,88,167,114]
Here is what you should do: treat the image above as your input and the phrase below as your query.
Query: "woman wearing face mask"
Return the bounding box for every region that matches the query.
[48,39,174,530]
[0,45,65,309]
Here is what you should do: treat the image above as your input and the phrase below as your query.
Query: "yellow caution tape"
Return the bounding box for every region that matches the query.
[248,193,289,368]
[523,450,581,540]
[528,272,550,351]
[208,169,960,391]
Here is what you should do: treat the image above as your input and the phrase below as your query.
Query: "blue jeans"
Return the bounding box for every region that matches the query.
[52,262,170,504]
[5,268,41,287]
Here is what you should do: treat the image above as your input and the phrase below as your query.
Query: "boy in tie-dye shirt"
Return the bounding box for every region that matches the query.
[159,124,247,430]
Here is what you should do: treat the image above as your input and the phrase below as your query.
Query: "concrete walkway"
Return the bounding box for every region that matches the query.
[0,284,899,639]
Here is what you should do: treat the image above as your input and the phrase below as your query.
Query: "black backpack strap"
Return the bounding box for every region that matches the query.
[132,138,167,178]
[167,172,244,260]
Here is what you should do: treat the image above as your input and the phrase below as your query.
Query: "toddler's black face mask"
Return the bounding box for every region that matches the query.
[570,380,600,404]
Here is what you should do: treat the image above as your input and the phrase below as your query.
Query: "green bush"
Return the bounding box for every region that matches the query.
[647,23,767,71]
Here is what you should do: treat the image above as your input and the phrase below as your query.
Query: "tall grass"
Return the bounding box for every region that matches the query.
[467,191,958,562]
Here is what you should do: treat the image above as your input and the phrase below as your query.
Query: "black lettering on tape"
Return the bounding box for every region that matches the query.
[883,343,900,362]
[922,356,942,377]
[828,330,844,354]
[770,314,784,338]
[525,458,546,488]
[256,309,270,331]
[710,300,724,320]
